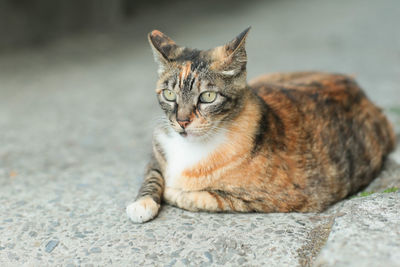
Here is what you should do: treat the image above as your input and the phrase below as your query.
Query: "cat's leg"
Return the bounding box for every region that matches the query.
[126,156,164,223]
[164,187,260,212]
[164,187,220,211]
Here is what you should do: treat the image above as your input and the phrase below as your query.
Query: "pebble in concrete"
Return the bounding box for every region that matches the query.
[45,240,59,253]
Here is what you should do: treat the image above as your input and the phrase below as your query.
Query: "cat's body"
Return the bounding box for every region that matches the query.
[126,28,395,223]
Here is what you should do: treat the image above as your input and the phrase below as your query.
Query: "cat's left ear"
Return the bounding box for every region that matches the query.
[148,30,180,75]
[211,27,251,76]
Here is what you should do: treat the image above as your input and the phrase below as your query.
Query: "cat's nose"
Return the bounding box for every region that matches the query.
[177,119,191,129]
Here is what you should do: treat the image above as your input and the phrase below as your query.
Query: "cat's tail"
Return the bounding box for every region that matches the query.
[379,109,397,156]
[385,119,397,154]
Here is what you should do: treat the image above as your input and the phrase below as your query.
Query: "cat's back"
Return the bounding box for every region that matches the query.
[249,71,395,153]
[249,71,362,104]
[248,71,396,202]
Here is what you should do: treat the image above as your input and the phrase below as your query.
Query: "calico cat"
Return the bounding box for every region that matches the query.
[126,27,396,223]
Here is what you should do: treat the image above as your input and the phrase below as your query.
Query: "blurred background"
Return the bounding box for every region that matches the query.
[0,0,399,172]
[0,0,399,182]
[1,0,399,177]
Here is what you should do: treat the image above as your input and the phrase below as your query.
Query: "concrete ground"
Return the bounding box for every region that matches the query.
[1,0,399,266]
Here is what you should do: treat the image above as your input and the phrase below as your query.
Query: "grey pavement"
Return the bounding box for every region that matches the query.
[1,0,399,266]
[315,193,400,267]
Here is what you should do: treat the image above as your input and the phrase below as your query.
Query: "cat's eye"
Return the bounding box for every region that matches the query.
[199,91,217,103]
[162,89,176,101]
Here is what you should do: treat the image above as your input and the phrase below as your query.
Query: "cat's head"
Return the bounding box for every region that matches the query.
[149,27,250,140]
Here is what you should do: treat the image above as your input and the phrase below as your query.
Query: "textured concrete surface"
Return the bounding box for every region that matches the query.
[1,0,399,266]
[315,193,400,267]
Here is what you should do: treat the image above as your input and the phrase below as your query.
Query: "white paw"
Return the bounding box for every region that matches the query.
[126,197,160,223]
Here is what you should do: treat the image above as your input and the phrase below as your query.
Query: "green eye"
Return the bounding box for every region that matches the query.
[199,91,217,103]
[162,89,176,101]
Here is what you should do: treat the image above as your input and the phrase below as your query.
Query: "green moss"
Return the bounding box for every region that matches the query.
[382,187,399,193]
[389,106,400,115]
[351,187,398,199]
[359,191,375,197]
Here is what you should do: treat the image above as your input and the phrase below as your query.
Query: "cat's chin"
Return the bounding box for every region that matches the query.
[177,130,209,142]
[179,130,203,138]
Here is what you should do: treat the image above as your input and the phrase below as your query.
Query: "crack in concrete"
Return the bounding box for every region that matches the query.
[297,217,335,267]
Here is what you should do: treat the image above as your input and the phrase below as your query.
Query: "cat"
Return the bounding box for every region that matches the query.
[126,27,396,223]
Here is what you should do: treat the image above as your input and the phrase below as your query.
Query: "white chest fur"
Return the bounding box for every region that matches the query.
[155,129,226,187]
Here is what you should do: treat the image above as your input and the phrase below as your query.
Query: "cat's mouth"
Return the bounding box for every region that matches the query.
[172,121,216,139]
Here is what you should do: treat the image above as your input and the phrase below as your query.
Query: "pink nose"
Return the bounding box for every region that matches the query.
[177,119,191,129]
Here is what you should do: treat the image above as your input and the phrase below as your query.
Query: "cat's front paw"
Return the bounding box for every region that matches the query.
[126,197,160,223]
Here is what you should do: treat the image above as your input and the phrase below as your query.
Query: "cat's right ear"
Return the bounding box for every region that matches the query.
[148,30,179,75]
[210,27,251,77]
